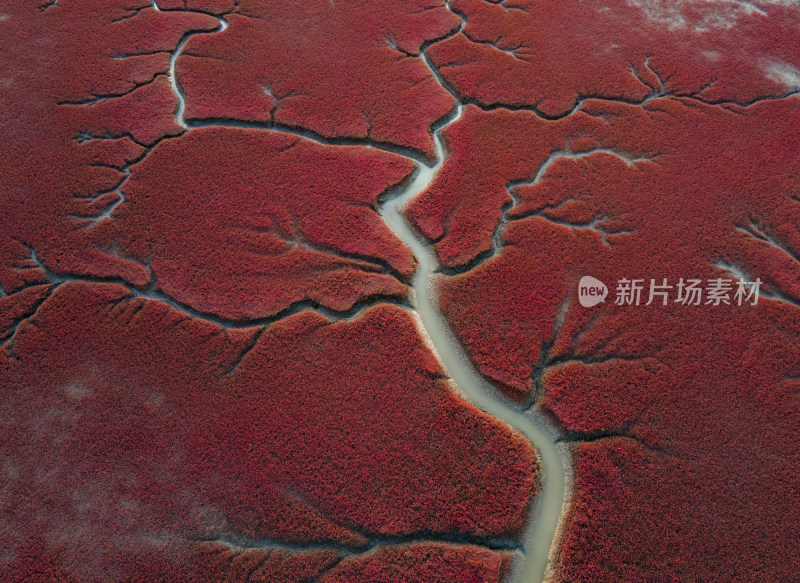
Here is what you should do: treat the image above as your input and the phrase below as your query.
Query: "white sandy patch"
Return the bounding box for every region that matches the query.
[65,380,90,399]
[626,0,799,31]
[764,61,800,89]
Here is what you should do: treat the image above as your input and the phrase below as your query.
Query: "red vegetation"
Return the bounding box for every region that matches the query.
[405,104,595,269]
[8,0,800,579]
[0,0,216,290]
[409,94,800,579]
[429,0,800,116]
[1,1,536,581]
[0,282,536,581]
[318,542,512,583]
[1,0,422,321]
[95,127,416,320]
[156,0,237,12]
[177,0,460,158]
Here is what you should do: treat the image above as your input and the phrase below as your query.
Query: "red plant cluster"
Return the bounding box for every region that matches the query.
[0,0,423,321]
[317,542,512,583]
[0,2,538,579]
[5,0,800,579]
[409,94,800,579]
[0,0,216,290]
[0,283,536,581]
[177,0,460,158]
[155,0,237,12]
[182,541,512,583]
[99,127,417,319]
[429,0,800,117]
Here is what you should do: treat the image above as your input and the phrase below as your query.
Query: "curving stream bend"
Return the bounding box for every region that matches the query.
[378,103,568,583]
[158,3,571,580]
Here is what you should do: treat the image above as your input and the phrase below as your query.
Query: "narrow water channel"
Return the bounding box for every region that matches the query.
[162,5,570,579]
[378,103,568,582]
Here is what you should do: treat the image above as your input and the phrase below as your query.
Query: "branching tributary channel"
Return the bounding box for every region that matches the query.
[159,3,570,581]
[378,106,568,582]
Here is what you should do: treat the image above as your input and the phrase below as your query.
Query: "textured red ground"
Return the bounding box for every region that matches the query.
[97,127,416,319]
[5,0,800,580]
[429,0,800,117]
[0,0,537,581]
[407,29,800,583]
[1,282,534,581]
[0,0,421,317]
[1,0,217,292]
[177,0,460,158]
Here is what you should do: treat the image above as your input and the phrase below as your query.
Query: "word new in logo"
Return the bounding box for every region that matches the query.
[578,276,608,307]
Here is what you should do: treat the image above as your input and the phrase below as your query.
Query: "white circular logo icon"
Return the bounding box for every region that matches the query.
[578,276,608,307]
